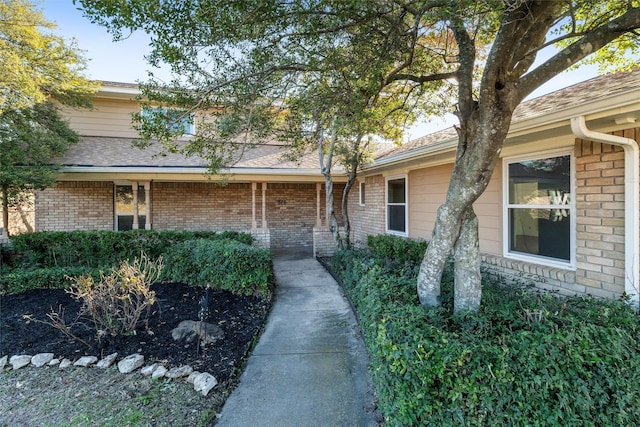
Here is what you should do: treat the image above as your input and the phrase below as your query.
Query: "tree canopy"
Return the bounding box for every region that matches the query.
[0,0,98,236]
[78,0,640,312]
[0,0,97,112]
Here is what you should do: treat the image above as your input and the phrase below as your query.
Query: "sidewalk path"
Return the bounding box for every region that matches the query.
[216,248,379,427]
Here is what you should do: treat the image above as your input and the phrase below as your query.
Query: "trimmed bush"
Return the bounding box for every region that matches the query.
[162,239,273,297]
[1,230,260,296]
[330,237,640,426]
[9,230,253,268]
[0,266,102,295]
[367,234,427,266]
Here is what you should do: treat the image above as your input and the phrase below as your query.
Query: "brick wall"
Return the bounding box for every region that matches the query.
[265,182,344,248]
[32,180,343,249]
[574,136,630,298]
[36,181,114,231]
[348,174,386,246]
[6,192,35,236]
[152,182,253,231]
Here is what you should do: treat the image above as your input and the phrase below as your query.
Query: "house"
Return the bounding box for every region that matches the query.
[4,69,640,304]
[3,81,346,253]
[347,69,640,305]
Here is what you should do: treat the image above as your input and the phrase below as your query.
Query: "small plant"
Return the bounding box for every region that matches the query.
[67,253,163,337]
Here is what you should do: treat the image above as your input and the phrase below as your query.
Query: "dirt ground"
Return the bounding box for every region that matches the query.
[0,283,271,426]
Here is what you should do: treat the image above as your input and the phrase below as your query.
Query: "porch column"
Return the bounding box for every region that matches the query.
[261,182,267,228]
[144,181,152,230]
[131,181,139,230]
[251,182,257,230]
[316,182,322,228]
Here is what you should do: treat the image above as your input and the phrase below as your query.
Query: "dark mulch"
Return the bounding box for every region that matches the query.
[0,283,271,381]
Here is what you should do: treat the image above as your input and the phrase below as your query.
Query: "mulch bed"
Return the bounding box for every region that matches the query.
[0,283,271,381]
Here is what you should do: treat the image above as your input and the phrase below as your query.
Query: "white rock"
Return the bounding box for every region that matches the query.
[74,356,98,367]
[117,354,144,374]
[31,353,55,367]
[96,353,118,369]
[10,355,32,370]
[186,371,201,384]
[151,365,167,379]
[59,358,72,369]
[193,373,218,396]
[49,358,60,366]
[165,365,193,379]
[141,363,159,376]
[0,355,7,370]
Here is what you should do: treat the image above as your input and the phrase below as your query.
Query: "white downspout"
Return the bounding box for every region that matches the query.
[571,116,639,307]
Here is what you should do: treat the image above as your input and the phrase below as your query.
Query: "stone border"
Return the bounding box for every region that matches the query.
[0,352,218,396]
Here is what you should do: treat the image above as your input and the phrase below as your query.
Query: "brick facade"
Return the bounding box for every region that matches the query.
[36,181,114,231]
[573,136,630,298]
[31,180,345,250]
[152,182,254,232]
[348,174,386,246]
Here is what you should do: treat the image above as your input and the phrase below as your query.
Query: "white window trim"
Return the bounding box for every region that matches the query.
[502,148,576,270]
[359,181,366,206]
[385,174,408,237]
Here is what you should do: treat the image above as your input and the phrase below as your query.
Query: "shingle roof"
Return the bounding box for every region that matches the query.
[381,69,640,159]
[58,137,320,170]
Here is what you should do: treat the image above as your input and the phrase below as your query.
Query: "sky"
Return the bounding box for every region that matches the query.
[41,0,603,139]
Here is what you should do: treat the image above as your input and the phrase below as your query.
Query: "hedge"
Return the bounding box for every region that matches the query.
[330,237,640,426]
[161,238,273,297]
[8,229,253,269]
[1,230,269,297]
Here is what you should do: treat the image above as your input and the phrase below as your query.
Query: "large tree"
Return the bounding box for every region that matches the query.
[79,0,640,312]
[0,0,98,236]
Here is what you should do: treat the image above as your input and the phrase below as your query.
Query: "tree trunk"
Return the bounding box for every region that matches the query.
[453,206,481,313]
[1,184,10,238]
[417,97,516,312]
[341,177,354,248]
[323,170,344,249]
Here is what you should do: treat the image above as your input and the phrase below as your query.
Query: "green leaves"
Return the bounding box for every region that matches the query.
[330,237,640,426]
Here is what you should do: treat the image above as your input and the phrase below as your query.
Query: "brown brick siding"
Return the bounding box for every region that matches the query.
[34,180,343,249]
[36,181,114,231]
[574,133,633,298]
[348,174,386,246]
[152,182,253,232]
[6,192,35,236]
[265,182,344,248]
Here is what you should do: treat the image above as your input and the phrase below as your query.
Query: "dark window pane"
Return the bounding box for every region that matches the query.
[388,178,405,203]
[388,205,406,233]
[117,215,146,231]
[509,208,570,261]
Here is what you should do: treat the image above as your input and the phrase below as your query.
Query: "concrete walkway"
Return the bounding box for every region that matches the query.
[216,248,379,427]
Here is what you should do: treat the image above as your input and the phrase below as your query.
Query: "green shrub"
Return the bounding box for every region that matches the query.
[367,234,427,266]
[162,239,273,297]
[2,230,257,295]
[331,242,640,426]
[0,266,102,295]
[9,230,253,268]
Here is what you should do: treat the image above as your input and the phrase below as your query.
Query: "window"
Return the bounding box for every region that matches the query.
[386,176,407,235]
[141,107,194,135]
[115,184,146,231]
[504,152,574,267]
[359,181,366,206]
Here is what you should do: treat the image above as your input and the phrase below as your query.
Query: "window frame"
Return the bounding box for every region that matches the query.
[140,106,195,136]
[385,174,408,237]
[359,181,366,206]
[502,149,576,270]
[114,183,147,231]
